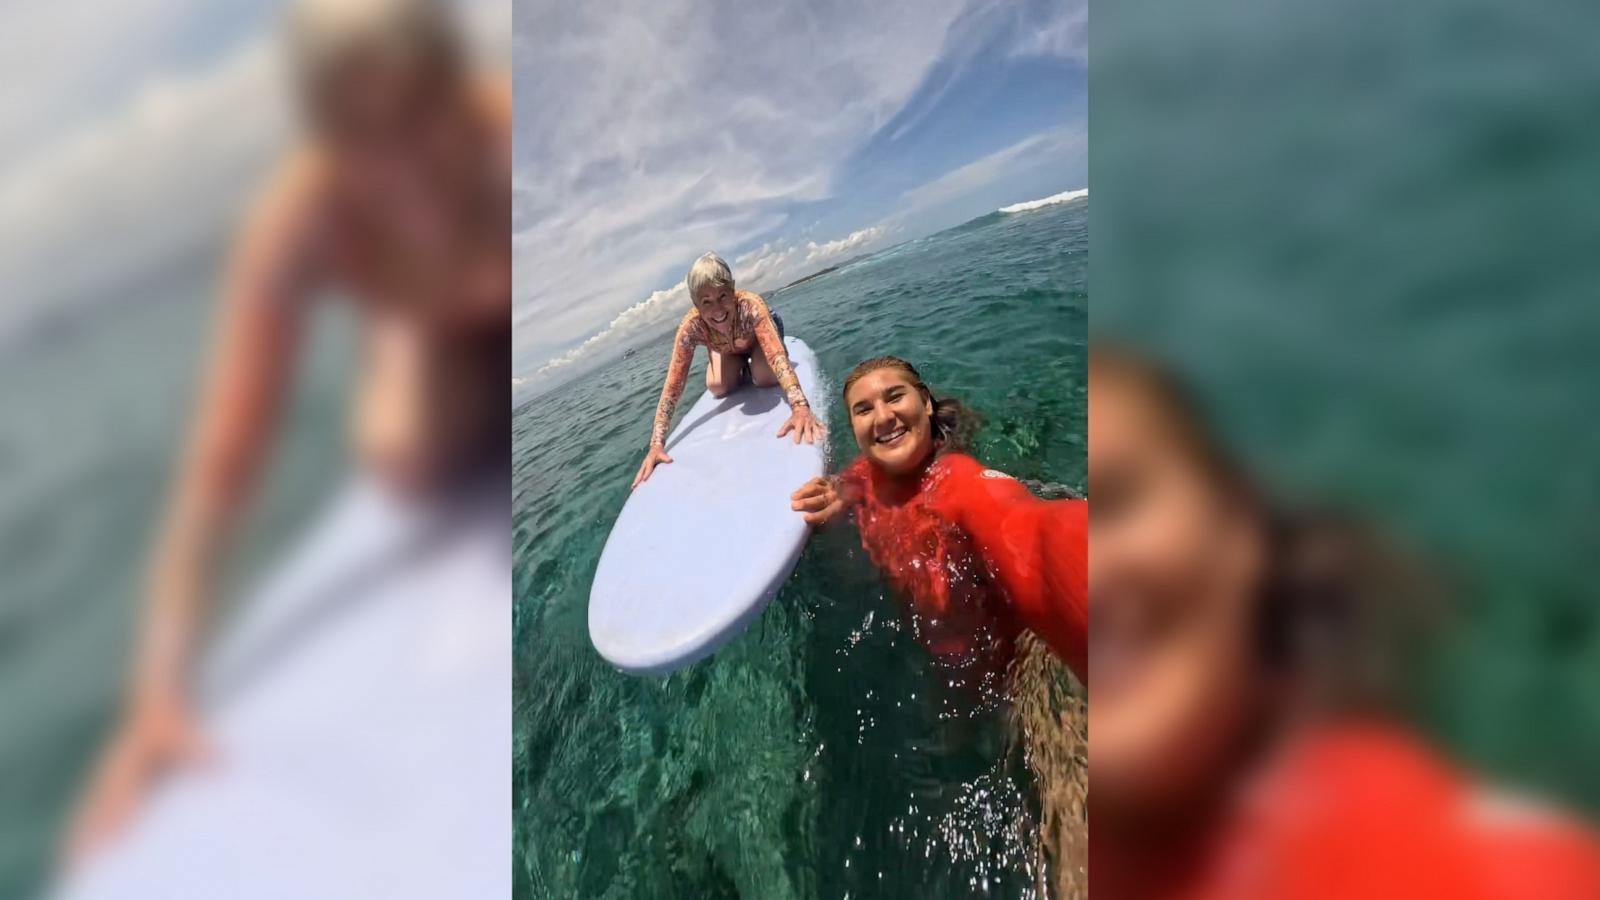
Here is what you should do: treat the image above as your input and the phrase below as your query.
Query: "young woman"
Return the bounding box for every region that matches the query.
[631,252,824,488]
[1089,344,1600,900]
[790,356,1086,680]
[791,355,1089,896]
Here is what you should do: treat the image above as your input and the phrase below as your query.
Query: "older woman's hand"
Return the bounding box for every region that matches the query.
[64,688,214,868]
[631,445,673,489]
[777,405,825,444]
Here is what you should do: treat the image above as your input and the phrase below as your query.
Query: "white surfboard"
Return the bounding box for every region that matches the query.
[53,480,510,900]
[589,336,828,675]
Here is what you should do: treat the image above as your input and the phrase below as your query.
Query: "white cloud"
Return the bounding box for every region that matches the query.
[511,0,1091,382]
[0,0,510,336]
[0,37,290,334]
[520,222,891,397]
[0,0,216,171]
[511,0,973,374]
[1012,0,1087,63]
[735,225,890,289]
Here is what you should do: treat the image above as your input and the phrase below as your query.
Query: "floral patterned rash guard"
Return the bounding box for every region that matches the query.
[649,291,808,447]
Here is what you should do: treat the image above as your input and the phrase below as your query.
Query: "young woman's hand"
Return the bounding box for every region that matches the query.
[632,445,674,489]
[777,405,825,444]
[64,689,214,868]
[791,476,845,526]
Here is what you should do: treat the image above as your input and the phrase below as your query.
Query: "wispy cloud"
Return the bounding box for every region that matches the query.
[511,0,1084,384]
[1012,0,1087,62]
[0,0,230,171]
[0,0,508,335]
[0,33,288,335]
[895,127,1083,218]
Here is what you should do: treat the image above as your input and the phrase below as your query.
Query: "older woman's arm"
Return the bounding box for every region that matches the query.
[66,160,320,865]
[746,294,824,444]
[633,317,698,488]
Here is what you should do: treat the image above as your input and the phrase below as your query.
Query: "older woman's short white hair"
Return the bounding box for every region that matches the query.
[685,252,735,301]
[286,0,461,118]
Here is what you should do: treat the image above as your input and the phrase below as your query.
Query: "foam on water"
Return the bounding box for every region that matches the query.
[998,188,1087,214]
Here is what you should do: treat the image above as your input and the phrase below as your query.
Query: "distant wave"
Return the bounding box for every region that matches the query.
[998,188,1087,214]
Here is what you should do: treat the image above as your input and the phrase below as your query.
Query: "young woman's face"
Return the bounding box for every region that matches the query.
[846,368,935,477]
[694,284,736,329]
[1088,365,1269,819]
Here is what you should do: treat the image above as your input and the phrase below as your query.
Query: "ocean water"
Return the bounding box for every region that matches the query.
[0,283,355,896]
[1095,0,1600,812]
[512,197,1087,898]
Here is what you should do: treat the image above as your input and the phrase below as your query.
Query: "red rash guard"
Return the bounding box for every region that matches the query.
[1095,722,1600,900]
[838,452,1087,682]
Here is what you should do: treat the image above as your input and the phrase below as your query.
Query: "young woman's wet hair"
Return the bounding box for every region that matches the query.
[842,357,982,455]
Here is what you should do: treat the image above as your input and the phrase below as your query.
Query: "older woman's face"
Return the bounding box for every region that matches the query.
[316,52,467,242]
[694,284,737,329]
[1088,364,1270,818]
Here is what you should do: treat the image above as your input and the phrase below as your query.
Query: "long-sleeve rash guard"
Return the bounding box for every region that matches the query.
[838,451,1087,682]
[649,291,807,447]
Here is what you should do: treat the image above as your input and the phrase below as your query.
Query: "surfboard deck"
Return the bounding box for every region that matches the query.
[589,336,828,675]
[53,482,511,900]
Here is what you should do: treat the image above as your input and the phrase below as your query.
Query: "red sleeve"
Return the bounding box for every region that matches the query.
[1242,724,1600,900]
[930,455,1087,682]
[1468,793,1600,900]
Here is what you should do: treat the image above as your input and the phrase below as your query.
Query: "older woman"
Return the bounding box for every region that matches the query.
[65,0,510,867]
[631,252,824,488]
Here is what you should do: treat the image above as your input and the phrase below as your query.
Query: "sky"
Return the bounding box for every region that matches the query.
[0,0,1084,385]
[0,0,509,336]
[512,0,1086,398]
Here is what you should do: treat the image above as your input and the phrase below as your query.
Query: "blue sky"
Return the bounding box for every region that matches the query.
[0,0,1082,374]
[513,0,1086,393]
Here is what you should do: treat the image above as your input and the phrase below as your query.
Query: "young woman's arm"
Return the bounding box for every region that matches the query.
[633,319,697,488]
[66,161,319,864]
[934,456,1088,682]
[746,294,824,444]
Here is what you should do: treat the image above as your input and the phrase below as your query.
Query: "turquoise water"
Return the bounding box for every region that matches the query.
[1095,0,1600,813]
[0,285,354,896]
[512,198,1087,898]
